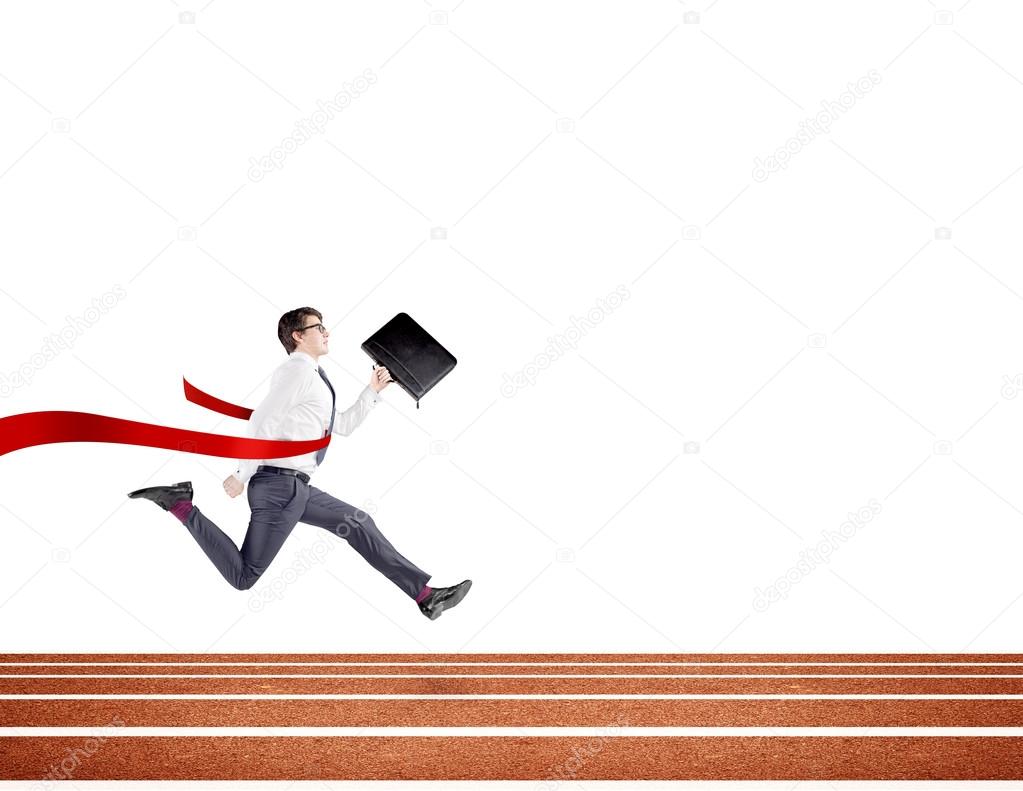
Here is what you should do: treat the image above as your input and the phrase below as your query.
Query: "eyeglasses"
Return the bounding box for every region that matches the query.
[298,323,327,335]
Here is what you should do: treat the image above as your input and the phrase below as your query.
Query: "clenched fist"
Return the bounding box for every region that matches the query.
[370,365,393,393]
[223,475,244,498]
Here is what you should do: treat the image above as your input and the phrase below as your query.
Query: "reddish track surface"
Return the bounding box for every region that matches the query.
[2,653,1022,780]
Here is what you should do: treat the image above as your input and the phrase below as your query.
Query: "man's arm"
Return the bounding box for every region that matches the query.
[231,364,308,486]
[332,384,382,437]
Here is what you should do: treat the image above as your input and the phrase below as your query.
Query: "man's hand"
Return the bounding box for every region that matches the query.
[370,365,393,393]
[223,475,244,498]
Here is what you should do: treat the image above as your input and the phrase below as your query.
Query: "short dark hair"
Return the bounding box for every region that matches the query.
[278,307,322,354]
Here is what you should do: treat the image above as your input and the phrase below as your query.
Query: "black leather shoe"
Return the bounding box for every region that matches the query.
[127,481,193,511]
[418,579,472,620]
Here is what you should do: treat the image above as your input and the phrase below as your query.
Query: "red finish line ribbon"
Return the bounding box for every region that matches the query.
[182,377,254,420]
[0,377,329,460]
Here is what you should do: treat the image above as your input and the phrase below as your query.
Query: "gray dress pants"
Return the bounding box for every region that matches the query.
[181,470,431,597]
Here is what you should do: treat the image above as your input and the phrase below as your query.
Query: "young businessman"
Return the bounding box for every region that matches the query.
[128,307,471,620]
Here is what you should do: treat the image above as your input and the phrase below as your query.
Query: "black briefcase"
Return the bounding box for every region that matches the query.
[361,312,457,408]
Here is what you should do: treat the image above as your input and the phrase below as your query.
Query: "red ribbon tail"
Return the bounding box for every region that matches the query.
[0,411,328,460]
[183,377,253,419]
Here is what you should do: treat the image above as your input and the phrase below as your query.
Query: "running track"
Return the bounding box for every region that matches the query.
[1,653,1022,780]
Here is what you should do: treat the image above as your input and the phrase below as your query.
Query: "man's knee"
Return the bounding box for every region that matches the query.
[332,510,375,539]
[236,568,262,590]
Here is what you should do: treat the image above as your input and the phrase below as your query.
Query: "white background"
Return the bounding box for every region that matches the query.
[1,0,1023,657]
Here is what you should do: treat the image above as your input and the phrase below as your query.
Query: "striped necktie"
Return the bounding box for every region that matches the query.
[316,366,335,465]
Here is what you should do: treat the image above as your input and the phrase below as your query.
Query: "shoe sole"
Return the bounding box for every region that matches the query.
[127,482,191,498]
[127,483,193,510]
[428,580,472,620]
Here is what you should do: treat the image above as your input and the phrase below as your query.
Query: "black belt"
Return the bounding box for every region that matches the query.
[256,465,310,485]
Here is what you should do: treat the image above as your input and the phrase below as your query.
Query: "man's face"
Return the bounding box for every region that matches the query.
[294,315,329,356]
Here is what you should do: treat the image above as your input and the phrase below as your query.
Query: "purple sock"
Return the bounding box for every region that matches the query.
[415,584,432,603]
[169,499,193,522]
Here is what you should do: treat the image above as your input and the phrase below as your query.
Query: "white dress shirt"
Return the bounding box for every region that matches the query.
[232,350,382,486]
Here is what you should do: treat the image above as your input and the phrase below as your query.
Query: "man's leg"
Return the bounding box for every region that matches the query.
[176,474,308,590]
[298,484,431,599]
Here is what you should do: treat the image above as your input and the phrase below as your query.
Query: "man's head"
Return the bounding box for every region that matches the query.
[278,307,330,357]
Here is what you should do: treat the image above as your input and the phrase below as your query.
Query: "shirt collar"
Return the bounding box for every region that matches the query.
[289,350,318,368]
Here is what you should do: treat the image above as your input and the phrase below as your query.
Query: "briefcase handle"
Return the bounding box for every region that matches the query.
[365,340,425,408]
